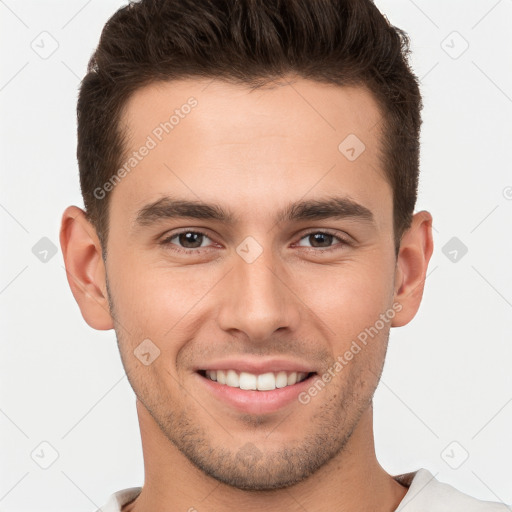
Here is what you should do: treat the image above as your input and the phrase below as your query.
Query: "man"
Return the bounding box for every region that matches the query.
[59,0,509,510]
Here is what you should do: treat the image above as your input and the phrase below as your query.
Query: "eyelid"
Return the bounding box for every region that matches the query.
[160,227,212,240]
[159,228,216,248]
[293,228,353,250]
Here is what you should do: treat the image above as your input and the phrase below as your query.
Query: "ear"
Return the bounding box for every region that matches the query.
[59,206,114,330]
[391,211,434,327]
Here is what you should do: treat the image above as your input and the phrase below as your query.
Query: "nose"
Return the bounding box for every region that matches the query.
[216,245,301,342]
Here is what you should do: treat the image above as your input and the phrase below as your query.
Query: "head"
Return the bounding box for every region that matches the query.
[61,0,433,491]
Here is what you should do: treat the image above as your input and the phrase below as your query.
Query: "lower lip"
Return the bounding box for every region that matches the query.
[197,372,316,414]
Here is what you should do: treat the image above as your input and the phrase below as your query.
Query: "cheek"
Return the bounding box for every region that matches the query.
[293,258,395,338]
[107,260,220,349]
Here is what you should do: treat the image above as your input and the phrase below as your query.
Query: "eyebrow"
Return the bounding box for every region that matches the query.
[134,195,374,228]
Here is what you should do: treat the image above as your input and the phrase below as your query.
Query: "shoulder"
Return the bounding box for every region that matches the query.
[95,487,142,512]
[395,469,510,512]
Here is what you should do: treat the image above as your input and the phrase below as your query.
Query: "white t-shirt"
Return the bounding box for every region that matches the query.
[96,469,510,512]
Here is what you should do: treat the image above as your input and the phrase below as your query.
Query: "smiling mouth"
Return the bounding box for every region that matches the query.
[197,369,316,391]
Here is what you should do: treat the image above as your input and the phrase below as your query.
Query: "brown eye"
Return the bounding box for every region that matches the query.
[161,230,213,251]
[308,233,334,248]
[297,231,342,249]
[176,232,205,248]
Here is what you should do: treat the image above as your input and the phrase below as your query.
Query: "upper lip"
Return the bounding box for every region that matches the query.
[195,357,317,375]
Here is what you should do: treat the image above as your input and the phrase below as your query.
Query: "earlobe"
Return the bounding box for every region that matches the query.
[59,206,114,330]
[391,211,434,327]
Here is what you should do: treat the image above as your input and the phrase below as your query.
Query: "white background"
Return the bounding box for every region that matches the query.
[0,0,511,510]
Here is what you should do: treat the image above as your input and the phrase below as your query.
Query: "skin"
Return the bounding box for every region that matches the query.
[60,76,433,512]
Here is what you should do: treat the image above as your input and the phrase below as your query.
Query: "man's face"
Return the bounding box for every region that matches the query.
[105,77,398,489]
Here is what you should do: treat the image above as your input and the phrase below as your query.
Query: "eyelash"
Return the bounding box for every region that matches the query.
[159,229,351,255]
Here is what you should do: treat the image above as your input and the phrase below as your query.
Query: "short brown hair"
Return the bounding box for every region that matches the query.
[77,0,422,254]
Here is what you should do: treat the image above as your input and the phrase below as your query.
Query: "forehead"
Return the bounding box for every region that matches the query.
[120,76,384,153]
[112,76,391,229]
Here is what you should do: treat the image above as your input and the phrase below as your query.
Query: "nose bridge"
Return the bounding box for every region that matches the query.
[217,242,299,340]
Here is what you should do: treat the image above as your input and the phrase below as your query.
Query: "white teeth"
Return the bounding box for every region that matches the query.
[217,369,226,384]
[287,372,297,386]
[275,371,288,388]
[204,370,310,390]
[257,372,276,390]
[239,372,257,390]
[226,369,239,387]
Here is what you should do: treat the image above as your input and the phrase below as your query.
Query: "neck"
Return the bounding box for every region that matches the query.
[124,400,408,512]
